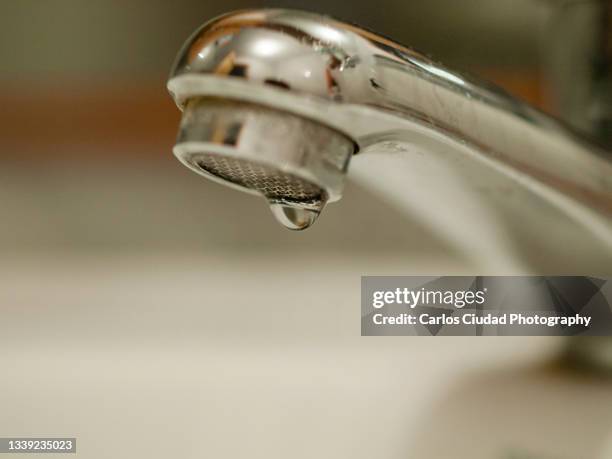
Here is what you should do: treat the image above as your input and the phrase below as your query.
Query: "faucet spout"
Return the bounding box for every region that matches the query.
[167,9,612,239]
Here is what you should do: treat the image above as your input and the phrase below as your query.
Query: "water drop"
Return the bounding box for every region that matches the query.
[269,202,321,230]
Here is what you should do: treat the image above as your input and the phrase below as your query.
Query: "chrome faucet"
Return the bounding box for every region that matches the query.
[167,9,612,236]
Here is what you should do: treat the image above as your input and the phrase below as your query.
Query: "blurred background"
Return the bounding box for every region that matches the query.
[2,1,612,458]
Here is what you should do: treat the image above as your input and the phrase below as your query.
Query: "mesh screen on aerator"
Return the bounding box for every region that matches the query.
[197,154,325,202]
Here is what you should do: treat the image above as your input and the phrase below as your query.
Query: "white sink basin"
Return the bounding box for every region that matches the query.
[1,252,583,459]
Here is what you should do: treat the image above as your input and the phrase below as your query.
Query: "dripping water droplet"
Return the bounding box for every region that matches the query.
[269,202,321,230]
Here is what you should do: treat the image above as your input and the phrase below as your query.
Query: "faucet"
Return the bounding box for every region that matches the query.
[167,8,612,237]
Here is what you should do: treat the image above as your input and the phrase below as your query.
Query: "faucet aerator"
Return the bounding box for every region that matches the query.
[171,97,354,229]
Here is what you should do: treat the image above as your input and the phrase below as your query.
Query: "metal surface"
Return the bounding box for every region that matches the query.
[196,155,324,202]
[167,9,612,238]
[175,97,353,228]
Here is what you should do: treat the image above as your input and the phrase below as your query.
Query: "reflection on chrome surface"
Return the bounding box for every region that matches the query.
[168,9,612,239]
